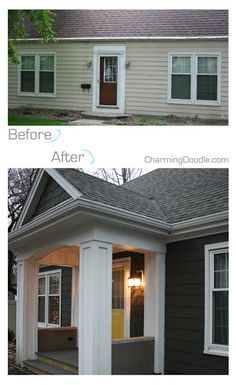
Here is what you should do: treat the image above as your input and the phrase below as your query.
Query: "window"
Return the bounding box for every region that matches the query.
[104,57,117,83]
[204,242,228,356]
[38,270,61,327]
[18,54,55,96]
[169,54,220,105]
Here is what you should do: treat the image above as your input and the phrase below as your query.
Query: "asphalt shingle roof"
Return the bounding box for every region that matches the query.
[122,168,228,223]
[57,169,168,222]
[23,10,228,39]
[57,168,228,224]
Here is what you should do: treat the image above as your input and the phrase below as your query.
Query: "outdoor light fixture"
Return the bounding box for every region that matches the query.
[87,60,92,68]
[128,270,144,287]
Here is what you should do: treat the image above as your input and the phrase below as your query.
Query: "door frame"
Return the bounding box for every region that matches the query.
[112,257,131,339]
[93,45,126,114]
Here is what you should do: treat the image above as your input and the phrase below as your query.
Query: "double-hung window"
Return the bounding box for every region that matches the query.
[204,242,229,356]
[169,53,220,105]
[38,270,61,327]
[18,53,56,96]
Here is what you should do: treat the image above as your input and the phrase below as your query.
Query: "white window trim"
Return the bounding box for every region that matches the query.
[38,269,61,328]
[168,53,221,106]
[204,242,228,357]
[17,52,56,97]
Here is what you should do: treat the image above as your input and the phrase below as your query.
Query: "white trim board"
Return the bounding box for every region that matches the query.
[93,45,126,114]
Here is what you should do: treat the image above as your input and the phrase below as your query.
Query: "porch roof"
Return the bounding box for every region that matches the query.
[21,10,228,40]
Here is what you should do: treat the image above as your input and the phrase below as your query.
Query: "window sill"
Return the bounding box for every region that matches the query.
[204,345,228,357]
[167,99,220,107]
[17,92,56,98]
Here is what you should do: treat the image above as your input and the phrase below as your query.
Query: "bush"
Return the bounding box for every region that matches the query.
[8,329,15,342]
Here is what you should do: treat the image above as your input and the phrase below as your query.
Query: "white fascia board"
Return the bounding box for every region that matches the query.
[15,36,228,41]
[45,169,83,199]
[15,169,46,229]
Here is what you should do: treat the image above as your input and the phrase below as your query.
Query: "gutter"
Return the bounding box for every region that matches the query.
[14,36,228,42]
[8,195,228,246]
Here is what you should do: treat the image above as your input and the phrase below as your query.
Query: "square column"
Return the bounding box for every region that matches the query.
[79,240,112,374]
[144,253,165,374]
[16,259,39,365]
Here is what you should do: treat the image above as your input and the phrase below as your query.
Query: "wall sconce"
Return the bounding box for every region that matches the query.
[128,270,144,287]
[126,61,131,69]
[87,60,92,68]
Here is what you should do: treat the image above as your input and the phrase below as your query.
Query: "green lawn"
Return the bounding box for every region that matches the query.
[8,116,64,126]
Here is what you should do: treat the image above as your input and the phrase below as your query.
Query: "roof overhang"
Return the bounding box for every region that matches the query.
[9,192,228,249]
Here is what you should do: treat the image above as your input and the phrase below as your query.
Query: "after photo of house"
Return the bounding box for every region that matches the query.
[8,168,229,375]
[8,9,228,126]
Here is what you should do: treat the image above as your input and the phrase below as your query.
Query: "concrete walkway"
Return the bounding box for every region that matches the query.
[69,119,107,125]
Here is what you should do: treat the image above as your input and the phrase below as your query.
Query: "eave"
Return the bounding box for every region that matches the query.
[14,36,228,42]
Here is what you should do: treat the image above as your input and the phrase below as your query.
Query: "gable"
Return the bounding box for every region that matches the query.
[30,176,71,221]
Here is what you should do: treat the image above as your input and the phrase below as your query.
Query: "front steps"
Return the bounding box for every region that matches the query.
[24,349,78,375]
[80,111,130,120]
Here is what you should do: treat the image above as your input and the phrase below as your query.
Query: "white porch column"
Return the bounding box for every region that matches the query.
[144,252,165,374]
[79,240,112,374]
[16,259,39,365]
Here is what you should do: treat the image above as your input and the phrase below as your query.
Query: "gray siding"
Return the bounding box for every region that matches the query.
[165,233,228,374]
[32,177,70,219]
[39,265,72,327]
[9,39,228,119]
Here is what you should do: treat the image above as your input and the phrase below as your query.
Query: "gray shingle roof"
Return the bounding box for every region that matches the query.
[57,169,168,222]
[23,10,228,39]
[57,168,228,224]
[122,168,228,223]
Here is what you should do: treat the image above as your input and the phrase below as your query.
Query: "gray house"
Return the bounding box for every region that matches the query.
[8,10,228,119]
[8,168,228,374]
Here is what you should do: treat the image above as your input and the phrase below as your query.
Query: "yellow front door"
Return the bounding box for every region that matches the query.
[112,267,125,339]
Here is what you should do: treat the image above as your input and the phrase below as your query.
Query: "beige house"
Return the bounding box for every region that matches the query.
[8,10,228,119]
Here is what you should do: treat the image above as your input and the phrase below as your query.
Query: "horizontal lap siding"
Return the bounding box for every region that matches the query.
[9,40,228,118]
[8,42,94,111]
[125,40,228,119]
[165,233,228,374]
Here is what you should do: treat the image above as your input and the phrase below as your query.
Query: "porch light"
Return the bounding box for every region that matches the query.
[128,270,144,287]
[87,60,92,68]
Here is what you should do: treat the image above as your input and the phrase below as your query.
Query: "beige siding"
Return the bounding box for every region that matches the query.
[9,39,228,119]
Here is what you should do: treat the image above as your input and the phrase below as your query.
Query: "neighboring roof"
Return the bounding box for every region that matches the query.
[57,169,168,222]
[122,168,228,223]
[23,10,228,39]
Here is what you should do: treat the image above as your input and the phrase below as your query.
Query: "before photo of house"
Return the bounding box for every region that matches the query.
[8,9,228,125]
[8,168,229,375]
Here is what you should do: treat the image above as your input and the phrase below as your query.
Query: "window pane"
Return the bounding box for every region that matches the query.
[198,57,217,74]
[49,274,60,295]
[171,75,191,99]
[172,57,191,74]
[21,56,35,70]
[38,296,45,323]
[40,56,54,71]
[48,296,60,324]
[21,71,35,92]
[104,56,117,82]
[214,252,228,288]
[112,269,124,309]
[38,277,46,295]
[39,72,54,93]
[197,75,217,101]
[213,291,228,345]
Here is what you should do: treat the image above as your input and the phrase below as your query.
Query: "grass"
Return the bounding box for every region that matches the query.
[8,115,64,126]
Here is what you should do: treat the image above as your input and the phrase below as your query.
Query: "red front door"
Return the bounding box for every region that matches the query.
[99,56,118,106]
